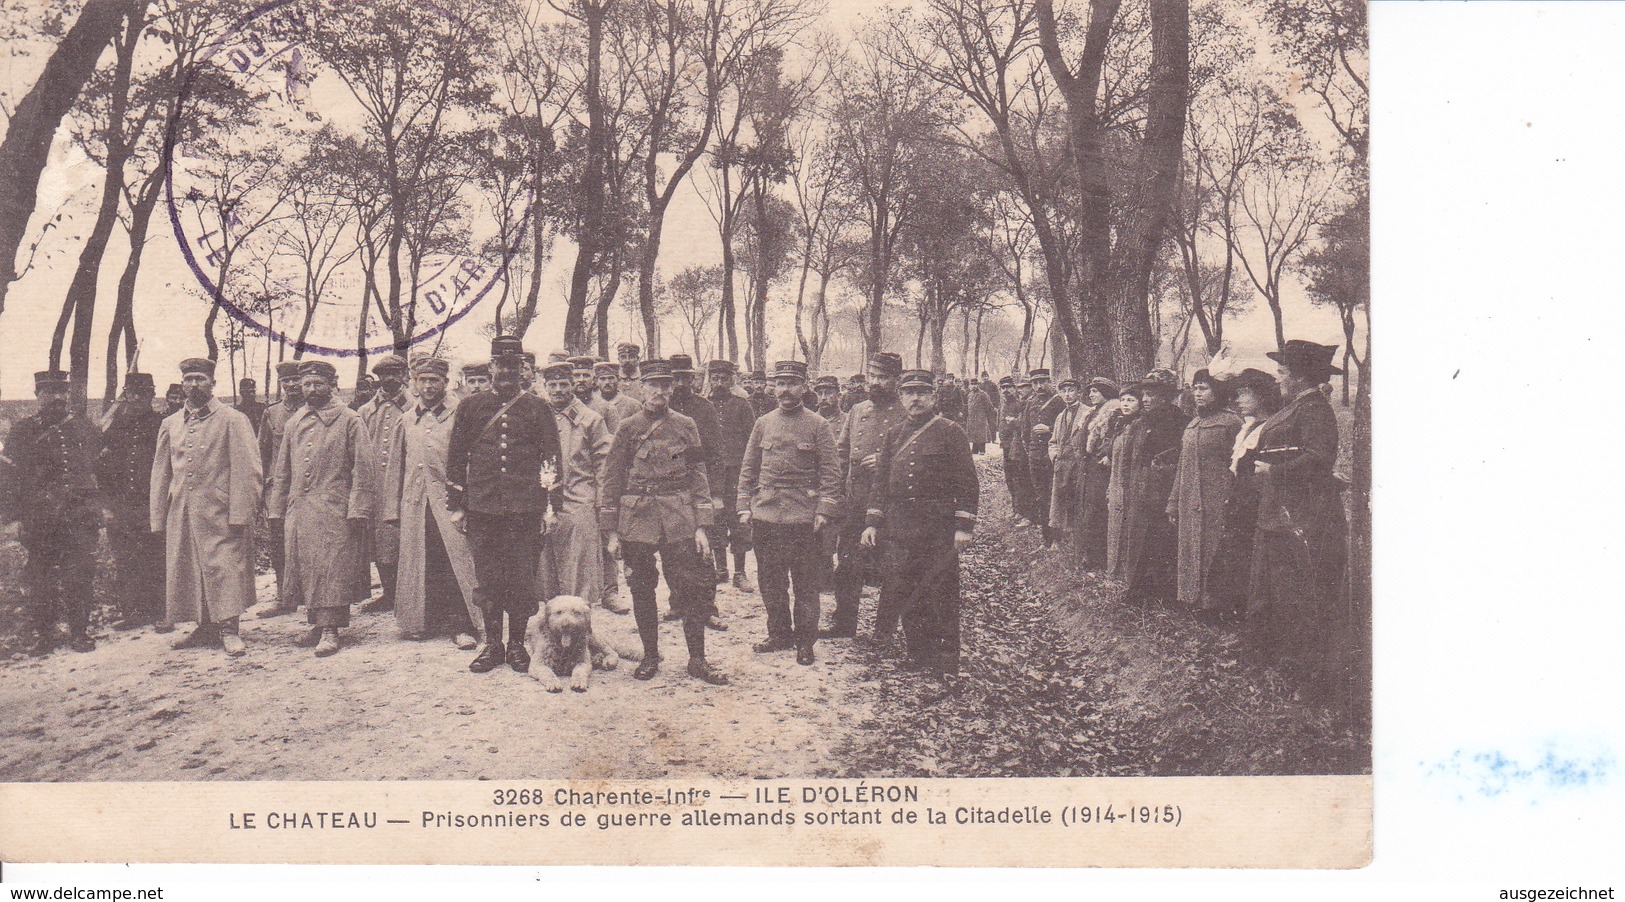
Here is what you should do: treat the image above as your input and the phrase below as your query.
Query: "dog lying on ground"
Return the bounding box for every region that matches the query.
[524,595,641,692]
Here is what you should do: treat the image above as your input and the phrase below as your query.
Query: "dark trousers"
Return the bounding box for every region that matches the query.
[971,441,986,455]
[623,538,717,660]
[1029,457,1054,525]
[881,517,961,668]
[753,520,821,646]
[424,515,474,636]
[467,511,543,642]
[107,518,163,622]
[831,518,880,634]
[266,517,287,598]
[22,519,96,638]
[709,465,751,575]
[1003,449,1029,518]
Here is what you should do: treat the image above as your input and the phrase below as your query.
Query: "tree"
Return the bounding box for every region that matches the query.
[832,24,950,359]
[1232,143,1338,353]
[270,133,363,358]
[665,264,722,358]
[0,0,138,315]
[897,146,997,372]
[303,0,498,352]
[787,120,859,371]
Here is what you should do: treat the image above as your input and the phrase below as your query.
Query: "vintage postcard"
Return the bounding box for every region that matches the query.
[0,0,1370,868]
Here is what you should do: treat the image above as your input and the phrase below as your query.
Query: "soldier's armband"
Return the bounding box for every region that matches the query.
[865,507,884,529]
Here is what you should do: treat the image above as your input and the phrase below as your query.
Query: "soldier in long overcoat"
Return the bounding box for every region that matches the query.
[1167,369,1244,609]
[10,370,102,654]
[1046,377,1087,537]
[829,351,908,639]
[247,360,305,618]
[151,357,263,656]
[1076,377,1122,570]
[1247,341,1350,700]
[98,371,166,631]
[385,356,481,648]
[357,354,410,611]
[966,382,996,454]
[601,359,729,685]
[266,359,378,657]
[862,369,979,674]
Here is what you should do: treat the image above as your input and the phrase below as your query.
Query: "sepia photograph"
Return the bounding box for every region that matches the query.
[0,0,1370,869]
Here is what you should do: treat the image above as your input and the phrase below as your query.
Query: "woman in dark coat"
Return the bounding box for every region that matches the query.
[1122,372,1188,603]
[1075,377,1120,569]
[1168,369,1244,609]
[1246,341,1349,698]
[1202,368,1281,619]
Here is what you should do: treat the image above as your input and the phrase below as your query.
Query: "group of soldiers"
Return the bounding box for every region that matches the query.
[3,337,980,682]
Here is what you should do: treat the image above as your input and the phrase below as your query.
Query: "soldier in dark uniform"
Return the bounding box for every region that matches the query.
[1022,368,1067,544]
[349,374,376,410]
[236,378,266,427]
[246,360,305,618]
[810,374,845,592]
[813,375,843,425]
[445,336,564,674]
[841,376,866,415]
[9,370,102,654]
[601,360,729,685]
[745,370,775,419]
[737,360,841,665]
[706,358,756,590]
[827,351,908,640]
[935,373,967,425]
[358,355,411,612]
[666,353,732,628]
[997,376,1025,518]
[164,383,185,417]
[862,369,979,674]
[97,371,167,631]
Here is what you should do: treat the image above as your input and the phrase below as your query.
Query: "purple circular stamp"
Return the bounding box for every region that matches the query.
[164,0,529,358]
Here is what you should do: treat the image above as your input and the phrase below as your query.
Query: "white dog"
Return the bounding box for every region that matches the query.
[524,595,640,692]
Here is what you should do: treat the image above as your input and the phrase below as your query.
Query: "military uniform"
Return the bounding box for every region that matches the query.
[868,379,979,672]
[358,356,410,608]
[707,360,757,584]
[831,353,908,637]
[736,362,841,661]
[97,374,166,629]
[1022,381,1067,537]
[10,371,102,653]
[445,338,564,673]
[600,359,725,683]
[254,361,305,612]
[667,355,731,616]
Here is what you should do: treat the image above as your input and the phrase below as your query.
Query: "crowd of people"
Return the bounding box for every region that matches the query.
[0,340,977,684]
[986,339,1354,701]
[1,335,1352,700]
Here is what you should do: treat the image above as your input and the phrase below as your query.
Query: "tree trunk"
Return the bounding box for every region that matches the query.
[565,1,609,353]
[104,171,163,403]
[718,222,739,361]
[0,0,134,315]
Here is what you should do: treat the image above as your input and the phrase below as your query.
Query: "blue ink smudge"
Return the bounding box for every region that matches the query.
[1424,743,1616,802]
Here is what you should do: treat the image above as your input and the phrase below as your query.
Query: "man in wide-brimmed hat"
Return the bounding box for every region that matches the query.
[267,359,378,658]
[9,369,103,655]
[154,357,263,657]
[737,360,841,665]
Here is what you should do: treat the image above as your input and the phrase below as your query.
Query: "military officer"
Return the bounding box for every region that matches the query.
[358,355,410,612]
[246,360,305,618]
[736,360,841,665]
[666,353,730,628]
[601,359,729,685]
[828,351,908,640]
[97,371,167,631]
[861,369,979,674]
[8,370,102,654]
[705,358,756,590]
[445,336,564,674]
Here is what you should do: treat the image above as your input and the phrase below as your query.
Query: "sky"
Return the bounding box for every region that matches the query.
[0,0,1351,401]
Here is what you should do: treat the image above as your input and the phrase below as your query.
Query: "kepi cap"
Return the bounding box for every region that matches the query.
[770,360,808,381]
[898,369,936,389]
